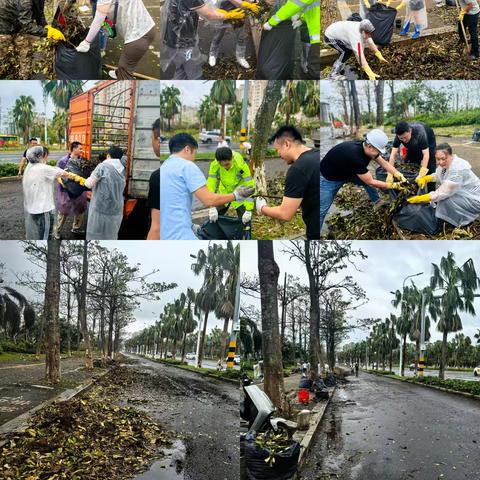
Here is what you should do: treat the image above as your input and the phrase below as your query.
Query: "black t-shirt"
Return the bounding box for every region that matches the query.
[392,122,436,168]
[164,0,205,49]
[320,141,371,181]
[147,168,160,210]
[284,149,320,240]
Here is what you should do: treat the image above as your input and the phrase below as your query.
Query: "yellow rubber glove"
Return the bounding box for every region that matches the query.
[219,8,246,20]
[46,25,66,42]
[364,0,371,7]
[394,171,408,183]
[459,10,466,21]
[375,51,388,63]
[386,181,404,190]
[416,174,435,189]
[396,1,405,10]
[415,166,429,183]
[363,64,380,80]
[407,193,431,204]
[68,173,86,186]
[386,173,393,184]
[242,1,260,13]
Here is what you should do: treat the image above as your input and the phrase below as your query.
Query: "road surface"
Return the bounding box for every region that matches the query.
[300,373,480,480]
[0,152,64,165]
[393,368,477,382]
[123,354,239,480]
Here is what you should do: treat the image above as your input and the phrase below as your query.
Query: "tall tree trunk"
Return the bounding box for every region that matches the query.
[44,240,61,384]
[401,333,407,376]
[197,310,210,368]
[107,304,115,359]
[348,81,361,138]
[280,272,287,344]
[66,283,72,357]
[258,241,289,416]
[439,330,448,380]
[375,80,385,127]
[79,240,93,369]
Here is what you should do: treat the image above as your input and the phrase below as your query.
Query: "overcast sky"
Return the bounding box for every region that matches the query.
[0,240,233,338]
[327,241,480,345]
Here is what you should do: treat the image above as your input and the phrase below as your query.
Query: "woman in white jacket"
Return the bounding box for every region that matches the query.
[407,143,480,227]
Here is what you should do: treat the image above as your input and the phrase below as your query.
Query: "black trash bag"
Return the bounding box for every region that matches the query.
[375,165,417,183]
[245,433,300,480]
[255,21,295,80]
[446,0,456,5]
[315,390,329,400]
[196,215,245,240]
[347,12,362,21]
[299,377,312,389]
[394,203,440,236]
[472,129,480,142]
[55,38,101,80]
[324,372,337,387]
[367,3,397,45]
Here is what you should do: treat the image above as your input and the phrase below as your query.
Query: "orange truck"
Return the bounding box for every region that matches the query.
[68,80,159,237]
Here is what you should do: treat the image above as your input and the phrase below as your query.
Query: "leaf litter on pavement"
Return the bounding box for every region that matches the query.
[0,366,174,480]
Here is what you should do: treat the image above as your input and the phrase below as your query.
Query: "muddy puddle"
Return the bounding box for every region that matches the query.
[135,439,186,480]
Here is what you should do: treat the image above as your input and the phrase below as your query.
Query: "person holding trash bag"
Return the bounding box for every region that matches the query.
[22,146,83,240]
[208,0,260,69]
[255,126,320,240]
[80,145,126,240]
[320,129,409,232]
[206,147,255,227]
[161,0,246,80]
[76,0,156,79]
[399,0,428,39]
[263,0,320,79]
[0,0,65,79]
[458,0,480,60]
[407,143,480,227]
[388,121,437,186]
[324,19,388,80]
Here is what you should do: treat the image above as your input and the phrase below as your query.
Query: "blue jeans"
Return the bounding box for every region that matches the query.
[320,174,380,231]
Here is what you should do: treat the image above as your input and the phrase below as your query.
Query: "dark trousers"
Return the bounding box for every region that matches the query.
[307,43,320,79]
[459,13,479,57]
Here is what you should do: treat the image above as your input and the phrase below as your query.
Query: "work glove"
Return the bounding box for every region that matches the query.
[208,207,218,223]
[46,25,66,42]
[459,9,466,21]
[394,171,408,183]
[386,173,393,184]
[263,22,273,30]
[416,174,435,188]
[407,193,431,204]
[386,181,404,190]
[375,50,388,63]
[242,210,252,224]
[67,173,86,186]
[363,64,380,80]
[415,166,429,183]
[76,40,91,53]
[364,0,371,7]
[255,196,267,214]
[219,8,246,20]
[242,1,260,13]
[396,1,405,10]
[233,185,254,201]
[291,14,303,29]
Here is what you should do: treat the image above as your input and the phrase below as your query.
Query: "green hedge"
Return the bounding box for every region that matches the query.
[0,339,36,354]
[409,376,480,396]
[414,109,480,128]
[0,160,57,178]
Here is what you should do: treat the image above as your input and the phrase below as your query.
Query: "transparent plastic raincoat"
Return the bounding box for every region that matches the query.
[405,0,428,30]
[430,155,480,226]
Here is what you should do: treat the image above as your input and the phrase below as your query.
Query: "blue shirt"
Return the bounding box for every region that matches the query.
[160,154,206,239]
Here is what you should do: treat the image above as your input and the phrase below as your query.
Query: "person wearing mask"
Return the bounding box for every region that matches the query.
[324,19,388,80]
[407,143,480,226]
[320,129,408,232]
[255,126,320,240]
[147,119,160,240]
[160,133,254,239]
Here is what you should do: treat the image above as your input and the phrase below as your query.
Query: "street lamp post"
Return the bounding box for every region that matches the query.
[419,291,427,378]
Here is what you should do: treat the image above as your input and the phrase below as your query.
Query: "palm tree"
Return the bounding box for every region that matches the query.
[180,288,197,362]
[278,81,302,125]
[160,85,181,131]
[12,96,36,144]
[228,101,243,133]
[430,252,479,380]
[198,96,218,131]
[302,81,320,118]
[210,81,236,137]
[474,329,480,345]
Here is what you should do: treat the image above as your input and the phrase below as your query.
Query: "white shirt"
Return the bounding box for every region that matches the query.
[99,0,155,44]
[217,141,229,147]
[325,21,366,58]
[23,163,61,214]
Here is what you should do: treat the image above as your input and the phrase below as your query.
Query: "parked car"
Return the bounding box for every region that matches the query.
[166,352,173,358]
[234,355,240,365]
[199,131,231,144]
[409,363,417,371]
[474,366,480,377]
[186,353,196,360]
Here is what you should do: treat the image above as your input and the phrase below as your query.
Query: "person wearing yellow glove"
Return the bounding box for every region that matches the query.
[161,0,248,79]
[457,0,479,59]
[407,143,480,226]
[324,20,385,80]
[388,121,437,191]
[208,0,257,69]
[0,0,66,79]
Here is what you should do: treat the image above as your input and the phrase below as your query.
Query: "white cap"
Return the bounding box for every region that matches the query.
[365,129,388,154]
[359,19,375,33]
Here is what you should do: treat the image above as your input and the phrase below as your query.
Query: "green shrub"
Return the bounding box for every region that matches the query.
[0,163,19,177]
[0,340,36,354]
[414,109,480,128]
[411,376,480,396]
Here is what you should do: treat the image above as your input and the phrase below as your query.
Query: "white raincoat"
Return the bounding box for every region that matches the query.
[405,0,428,30]
[430,155,480,226]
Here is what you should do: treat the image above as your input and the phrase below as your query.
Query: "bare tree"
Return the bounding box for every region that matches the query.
[375,81,385,127]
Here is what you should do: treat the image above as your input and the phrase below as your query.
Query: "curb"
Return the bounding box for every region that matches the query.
[0,368,111,443]
[0,176,20,183]
[364,370,480,401]
[296,386,336,469]
[135,355,240,385]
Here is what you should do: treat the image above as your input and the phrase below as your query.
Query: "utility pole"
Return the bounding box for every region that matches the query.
[240,81,249,153]
[226,267,241,369]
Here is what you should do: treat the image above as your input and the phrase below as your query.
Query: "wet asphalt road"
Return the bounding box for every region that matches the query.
[123,354,240,480]
[300,373,480,480]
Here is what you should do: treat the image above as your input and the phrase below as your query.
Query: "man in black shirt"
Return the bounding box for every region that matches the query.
[147,119,160,240]
[17,137,38,177]
[256,126,320,239]
[389,121,436,183]
[320,129,407,232]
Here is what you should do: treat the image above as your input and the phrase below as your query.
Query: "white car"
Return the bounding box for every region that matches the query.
[474,366,480,377]
[185,353,196,360]
[165,352,173,358]
[199,131,231,144]
[234,355,240,365]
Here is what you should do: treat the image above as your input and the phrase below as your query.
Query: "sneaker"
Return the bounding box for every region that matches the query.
[108,69,117,79]
[399,21,410,35]
[209,55,216,67]
[411,26,421,39]
[237,57,250,69]
[101,50,106,58]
